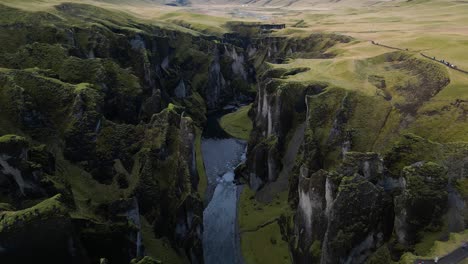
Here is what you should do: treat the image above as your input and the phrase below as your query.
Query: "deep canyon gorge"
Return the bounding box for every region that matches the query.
[0,1,467,264]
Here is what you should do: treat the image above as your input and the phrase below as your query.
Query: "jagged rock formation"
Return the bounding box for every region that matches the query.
[1,2,467,264]
[0,3,259,264]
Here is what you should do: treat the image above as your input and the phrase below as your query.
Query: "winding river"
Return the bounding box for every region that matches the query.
[201,113,246,264]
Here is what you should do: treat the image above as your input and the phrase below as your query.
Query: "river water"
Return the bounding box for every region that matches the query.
[201,113,246,264]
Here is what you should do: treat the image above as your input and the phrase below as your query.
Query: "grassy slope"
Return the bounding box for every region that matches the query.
[219,105,253,140]
[141,216,189,264]
[238,187,292,264]
[281,1,468,143]
[0,0,240,36]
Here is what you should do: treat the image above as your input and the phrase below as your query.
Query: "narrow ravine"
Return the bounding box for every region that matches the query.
[201,112,246,264]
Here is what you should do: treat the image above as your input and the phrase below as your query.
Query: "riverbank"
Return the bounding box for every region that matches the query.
[219,104,253,141]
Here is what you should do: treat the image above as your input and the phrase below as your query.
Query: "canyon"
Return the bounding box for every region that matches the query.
[0,1,467,264]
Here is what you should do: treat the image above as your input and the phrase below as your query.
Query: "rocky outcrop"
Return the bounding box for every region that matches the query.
[250,57,457,263]
[291,151,393,264]
[0,3,251,263]
[0,135,57,204]
[285,131,468,263]
[320,175,392,264]
[294,169,330,263]
[137,107,204,263]
[246,79,325,190]
[393,162,448,245]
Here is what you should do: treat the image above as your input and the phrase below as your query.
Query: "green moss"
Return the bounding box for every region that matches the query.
[0,70,89,138]
[0,4,62,53]
[137,108,201,247]
[0,134,27,144]
[95,121,143,167]
[398,162,448,243]
[219,105,253,140]
[384,134,444,177]
[55,151,140,222]
[0,135,29,161]
[0,194,68,232]
[0,43,68,70]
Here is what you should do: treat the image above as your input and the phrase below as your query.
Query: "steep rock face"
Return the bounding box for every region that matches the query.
[383,135,468,234]
[320,175,392,264]
[250,52,456,262]
[393,162,448,246]
[136,107,203,263]
[246,79,325,190]
[294,169,330,263]
[292,152,393,264]
[338,152,384,181]
[287,133,468,263]
[0,3,255,121]
[249,34,352,64]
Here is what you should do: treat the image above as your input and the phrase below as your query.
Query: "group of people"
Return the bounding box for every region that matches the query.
[434,57,458,69]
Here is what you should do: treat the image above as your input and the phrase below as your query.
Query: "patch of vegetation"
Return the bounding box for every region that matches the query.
[241,222,291,264]
[219,105,253,140]
[413,218,448,256]
[140,216,188,264]
[403,162,448,229]
[238,186,292,263]
[0,134,28,155]
[0,194,68,232]
[384,134,444,177]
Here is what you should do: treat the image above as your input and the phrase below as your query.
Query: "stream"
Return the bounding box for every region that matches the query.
[201,112,246,264]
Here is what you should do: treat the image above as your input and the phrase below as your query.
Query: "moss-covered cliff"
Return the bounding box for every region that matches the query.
[1,2,467,264]
[0,2,260,263]
[242,48,468,264]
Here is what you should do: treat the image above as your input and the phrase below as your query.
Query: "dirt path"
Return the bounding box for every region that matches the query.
[369,41,468,74]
